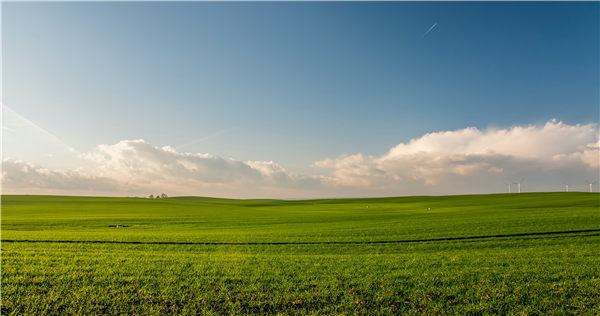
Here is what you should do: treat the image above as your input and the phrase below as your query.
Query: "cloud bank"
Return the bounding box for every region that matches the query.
[3,139,321,198]
[3,120,598,198]
[315,120,598,195]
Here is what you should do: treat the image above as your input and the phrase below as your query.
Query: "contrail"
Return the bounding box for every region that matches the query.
[423,23,437,37]
[176,127,236,150]
[1,103,79,154]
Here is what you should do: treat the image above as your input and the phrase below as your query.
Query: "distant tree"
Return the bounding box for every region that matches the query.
[148,194,154,199]
[161,193,168,198]
[156,195,160,199]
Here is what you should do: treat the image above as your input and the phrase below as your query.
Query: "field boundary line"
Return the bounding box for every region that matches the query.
[2,229,600,246]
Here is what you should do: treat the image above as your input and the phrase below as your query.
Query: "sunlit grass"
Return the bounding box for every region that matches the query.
[2,193,599,314]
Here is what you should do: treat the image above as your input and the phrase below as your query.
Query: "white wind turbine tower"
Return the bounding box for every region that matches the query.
[560,181,569,192]
[586,180,598,193]
[517,178,524,193]
[505,182,511,193]
[511,178,524,193]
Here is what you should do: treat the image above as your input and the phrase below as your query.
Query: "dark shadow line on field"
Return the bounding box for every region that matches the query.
[2,229,600,246]
[439,233,600,245]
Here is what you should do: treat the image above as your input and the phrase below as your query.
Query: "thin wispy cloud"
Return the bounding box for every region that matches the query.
[2,104,78,154]
[423,22,437,37]
[176,127,236,150]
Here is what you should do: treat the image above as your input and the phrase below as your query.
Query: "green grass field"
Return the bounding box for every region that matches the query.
[2,193,599,314]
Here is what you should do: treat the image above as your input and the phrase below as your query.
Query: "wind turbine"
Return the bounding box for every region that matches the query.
[511,178,524,193]
[586,180,598,193]
[517,178,524,193]
[517,178,525,193]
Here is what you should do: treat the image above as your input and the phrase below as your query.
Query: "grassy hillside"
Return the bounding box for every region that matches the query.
[2,193,599,314]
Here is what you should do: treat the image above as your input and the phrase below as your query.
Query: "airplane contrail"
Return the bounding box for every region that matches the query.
[423,23,437,37]
[176,127,236,150]
[1,103,79,154]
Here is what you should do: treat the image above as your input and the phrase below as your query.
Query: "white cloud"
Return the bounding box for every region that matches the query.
[383,119,596,161]
[315,120,599,194]
[80,139,264,184]
[70,139,320,197]
[1,159,118,195]
[2,120,598,197]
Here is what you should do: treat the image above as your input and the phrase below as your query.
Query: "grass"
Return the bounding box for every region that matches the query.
[2,192,599,314]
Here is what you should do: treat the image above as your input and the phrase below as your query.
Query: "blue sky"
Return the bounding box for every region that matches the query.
[2,2,599,197]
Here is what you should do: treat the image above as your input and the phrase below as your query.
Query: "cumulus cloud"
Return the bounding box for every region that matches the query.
[2,120,598,197]
[77,139,321,197]
[81,139,265,184]
[315,120,599,194]
[1,159,118,195]
[2,139,322,197]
